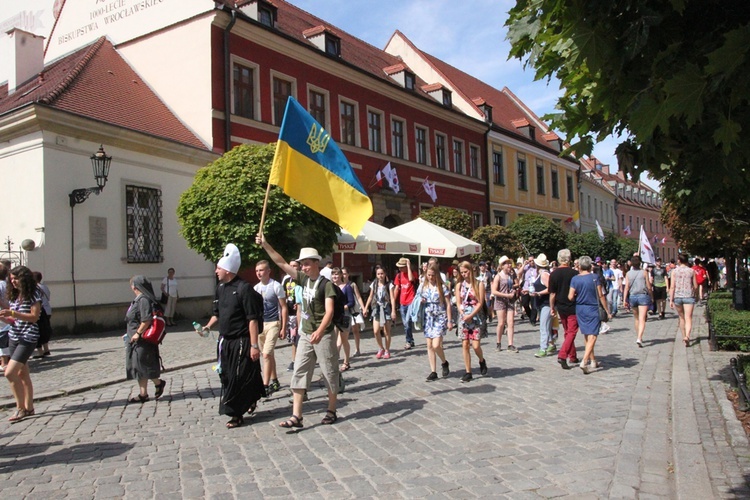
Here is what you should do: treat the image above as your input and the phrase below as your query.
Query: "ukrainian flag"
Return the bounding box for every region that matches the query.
[270,97,373,236]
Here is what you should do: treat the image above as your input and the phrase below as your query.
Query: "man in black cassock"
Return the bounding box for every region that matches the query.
[200,244,266,429]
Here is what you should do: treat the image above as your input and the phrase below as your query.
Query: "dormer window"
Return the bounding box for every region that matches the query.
[442,90,452,107]
[404,71,415,90]
[303,25,341,57]
[511,118,536,141]
[481,104,492,122]
[239,1,277,28]
[422,83,452,108]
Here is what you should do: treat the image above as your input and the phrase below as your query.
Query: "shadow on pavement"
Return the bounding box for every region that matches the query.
[345,399,426,423]
[595,354,639,370]
[27,354,104,374]
[0,441,135,472]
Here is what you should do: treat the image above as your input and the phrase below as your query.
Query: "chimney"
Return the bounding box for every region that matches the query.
[6,28,45,94]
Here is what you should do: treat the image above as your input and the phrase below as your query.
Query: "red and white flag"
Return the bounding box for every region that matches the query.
[623,225,632,235]
[422,178,437,202]
[639,226,655,264]
[374,169,384,187]
[382,162,400,193]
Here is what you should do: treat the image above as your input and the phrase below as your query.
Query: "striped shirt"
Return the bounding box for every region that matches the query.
[9,288,43,343]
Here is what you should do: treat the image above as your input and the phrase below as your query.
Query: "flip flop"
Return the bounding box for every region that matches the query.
[226,416,243,429]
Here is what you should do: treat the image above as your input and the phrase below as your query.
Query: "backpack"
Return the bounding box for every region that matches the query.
[142,302,167,345]
[309,276,349,331]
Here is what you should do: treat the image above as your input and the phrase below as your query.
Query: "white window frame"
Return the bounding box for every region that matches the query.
[270,69,297,126]
[230,55,260,121]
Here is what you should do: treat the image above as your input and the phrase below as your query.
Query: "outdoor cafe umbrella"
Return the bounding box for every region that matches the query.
[336,220,421,264]
[390,218,481,259]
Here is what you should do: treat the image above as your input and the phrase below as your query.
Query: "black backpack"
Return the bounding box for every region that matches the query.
[309,276,349,331]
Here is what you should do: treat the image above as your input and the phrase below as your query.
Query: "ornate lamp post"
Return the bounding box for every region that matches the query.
[69,145,112,327]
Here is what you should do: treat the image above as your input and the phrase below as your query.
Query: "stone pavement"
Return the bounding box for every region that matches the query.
[0,307,748,498]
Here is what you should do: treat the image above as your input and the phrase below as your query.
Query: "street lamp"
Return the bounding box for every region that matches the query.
[69,145,112,328]
[69,145,111,206]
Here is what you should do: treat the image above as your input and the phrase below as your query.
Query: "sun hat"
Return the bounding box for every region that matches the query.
[498,255,511,266]
[516,257,524,264]
[396,257,410,267]
[296,247,322,262]
[533,253,549,268]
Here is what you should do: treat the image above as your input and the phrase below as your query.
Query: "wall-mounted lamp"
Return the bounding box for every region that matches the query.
[69,145,112,207]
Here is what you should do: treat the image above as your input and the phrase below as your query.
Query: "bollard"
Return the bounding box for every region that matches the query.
[739,373,749,412]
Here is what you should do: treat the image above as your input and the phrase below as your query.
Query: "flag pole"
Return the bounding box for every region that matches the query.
[258,178,273,237]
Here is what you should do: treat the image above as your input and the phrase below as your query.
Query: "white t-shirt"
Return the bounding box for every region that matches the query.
[612,268,624,289]
[161,277,178,297]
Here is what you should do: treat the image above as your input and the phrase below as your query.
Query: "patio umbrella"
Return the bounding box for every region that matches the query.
[336,221,421,264]
[390,218,481,258]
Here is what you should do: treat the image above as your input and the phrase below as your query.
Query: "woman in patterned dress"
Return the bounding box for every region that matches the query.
[456,261,488,382]
[363,265,396,359]
[419,264,452,381]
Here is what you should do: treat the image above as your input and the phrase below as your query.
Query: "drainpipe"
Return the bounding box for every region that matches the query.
[484,125,491,226]
[223,8,238,153]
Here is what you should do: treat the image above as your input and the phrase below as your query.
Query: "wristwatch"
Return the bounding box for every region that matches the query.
[250,344,259,349]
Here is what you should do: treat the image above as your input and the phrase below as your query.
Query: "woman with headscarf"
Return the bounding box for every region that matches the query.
[125,275,166,403]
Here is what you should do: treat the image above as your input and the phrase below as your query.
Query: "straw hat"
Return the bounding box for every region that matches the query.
[498,255,511,266]
[296,247,322,262]
[396,257,410,268]
[534,253,549,268]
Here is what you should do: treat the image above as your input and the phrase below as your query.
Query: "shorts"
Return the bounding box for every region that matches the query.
[290,331,338,394]
[673,297,696,306]
[629,293,652,308]
[460,325,482,342]
[258,320,281,355]
[494,297,515,312]
[9,338,36,364]
[653,287,667,301]
[352,312,365,327]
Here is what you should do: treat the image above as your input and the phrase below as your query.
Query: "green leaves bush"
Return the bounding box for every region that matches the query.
[709,291,750,351]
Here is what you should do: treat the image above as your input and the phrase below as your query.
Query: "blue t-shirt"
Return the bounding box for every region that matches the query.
[602,268,614,291]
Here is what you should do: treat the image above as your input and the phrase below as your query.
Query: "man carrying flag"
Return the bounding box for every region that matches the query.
[265,97,372,236]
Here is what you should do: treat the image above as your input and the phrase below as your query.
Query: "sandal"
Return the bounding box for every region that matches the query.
[154,379,166,400]
[8,408,33,423]
[340,362,350,372]
[247,402,257,416]
[279,415,303,428]
[321,410,338,425]
[226,416,243,429]
[128,394,149,404]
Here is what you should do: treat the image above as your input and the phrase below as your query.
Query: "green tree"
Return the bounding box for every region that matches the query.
[177,144,339,269]
[419,207,473,238]
[617,237,639,262]
[508,214,567,259]
[662,201,750,257]
[472,225,523,267]
[506,1,750,223]
[566,231,622,261]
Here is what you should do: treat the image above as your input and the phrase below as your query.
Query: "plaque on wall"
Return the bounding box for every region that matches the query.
[89,216,107,249]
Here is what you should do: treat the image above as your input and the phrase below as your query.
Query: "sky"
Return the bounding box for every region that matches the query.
[3,0,654,188]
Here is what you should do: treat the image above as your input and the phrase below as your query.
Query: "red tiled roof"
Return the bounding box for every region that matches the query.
[0,37,207,150]
[383,63,406,75]
[421,83,444,93]
[511,118,530,128]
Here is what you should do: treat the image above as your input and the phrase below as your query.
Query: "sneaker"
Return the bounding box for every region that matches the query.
[264,385,270,397]
[270,380,281,393]
[590,361,603,369]
[580,362,590,374]
[496,342,502,352]
[426,372,438,382]
[441,360,450,377]
[558,358,571,370]
[545,344,557,355]
[659,313,665,320]
[479,359,488,376]
[410,342,416,348]
[569,357,580,364]
[287,362,294,372]
[403,343,412,350]
[534,349,548,358]
[507,345,519,353]
[461,372,473,383]
[383,350,391,359]
[599,323,611,334]
[376,349,384,359]
[636,339,643,348]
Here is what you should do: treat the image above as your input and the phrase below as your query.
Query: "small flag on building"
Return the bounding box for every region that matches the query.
[572,210,580,229]
[623,225,632,235]
[595,220,605,242]
[422,178,437,202]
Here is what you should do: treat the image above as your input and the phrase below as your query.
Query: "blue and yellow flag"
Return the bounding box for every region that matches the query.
[270,97,373,236]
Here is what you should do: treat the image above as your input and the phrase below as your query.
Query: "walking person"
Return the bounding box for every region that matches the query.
[491,256,518,352]
[331,267,353,371]
[281,260,301,372]
[569,256,611,374]
[609,259,624,317]
[160,268,179,326]
[0,266,41,422]
[623,255,653,348]
[0,263,10,372]
[259,236,341,427]
[199,244,265,429]
[519,257,538,326]
[363,265,396,359]
[32,272,52,358]
[254,260,288,397]
[393,258,418,350]
[124,275,166,405]
[670,254,698,347]
[341,267,366,356]
[456,261,488,382]
[531,254,554,357]
[419,264,452,381]
[651,258,668,319]
[549,249,579,370]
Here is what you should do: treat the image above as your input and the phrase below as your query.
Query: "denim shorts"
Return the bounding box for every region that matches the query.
[673,297,696,306]
[629,293,652,307]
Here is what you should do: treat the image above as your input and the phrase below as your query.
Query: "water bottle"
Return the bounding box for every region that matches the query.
[122,333,129,346]
[193,321,205,337]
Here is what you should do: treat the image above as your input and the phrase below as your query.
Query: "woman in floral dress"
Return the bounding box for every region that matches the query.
[456,261,488,382]
[419,264,452,381]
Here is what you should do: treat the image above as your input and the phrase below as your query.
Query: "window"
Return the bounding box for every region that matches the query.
[517,154,527,191]
[492,150,504,185]
[494,210,507,226]
[126,185,162,263]
[368,111,382,153]
[656,220,659,233]
[636,216,640,228]
[587,195,591,217]
[469,145,479,178]
[566,174,574,202]
[340,101,356,146]
[442,90,452,107]
[551,169,559,198]
[232,63,255,119]
[308,89,326,126]
[273,77,292,125]
[435,134,447,169]
[629,215,633,229]
[258,5,274,27]
[453,140,464,174]
[472,212,482,229]
[536,161,545,195]
[325,35,341,57]
[404,72,415,91]
[392,119,405,159]
[650,219,653,233]
[415,126,427,164]
[580,191,585,215]
[622,214,625,230]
